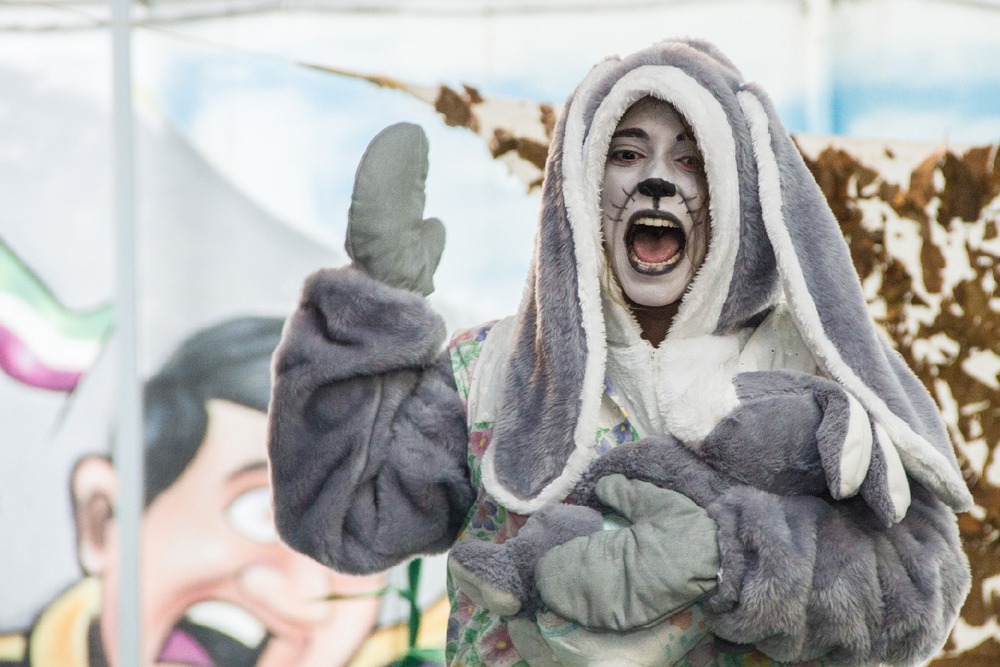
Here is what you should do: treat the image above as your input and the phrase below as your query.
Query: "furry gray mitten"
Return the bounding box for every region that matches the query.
[571,438,970,665]
[705,370,905,527]
[705,483,970,666]
[269,267,474,574]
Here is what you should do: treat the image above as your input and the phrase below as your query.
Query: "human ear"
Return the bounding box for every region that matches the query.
[71,456,118,576]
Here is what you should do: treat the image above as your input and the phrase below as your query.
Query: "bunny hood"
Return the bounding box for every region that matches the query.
[479,38,972,517]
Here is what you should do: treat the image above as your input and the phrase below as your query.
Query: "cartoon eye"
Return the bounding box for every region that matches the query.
[226,487,279,543]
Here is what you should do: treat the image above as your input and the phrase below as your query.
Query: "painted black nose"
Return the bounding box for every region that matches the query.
[637,178,677,198]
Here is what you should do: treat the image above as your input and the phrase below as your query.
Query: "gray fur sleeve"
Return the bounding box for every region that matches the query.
[573,438,970,666]
[705,482,970,666]
[268,267,475,574]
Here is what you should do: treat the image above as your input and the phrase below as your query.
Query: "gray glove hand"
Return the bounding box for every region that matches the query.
[345,122,445,297]
[535,474,719,632]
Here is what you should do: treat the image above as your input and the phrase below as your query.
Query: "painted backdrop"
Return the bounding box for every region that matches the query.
[1,1,998,665]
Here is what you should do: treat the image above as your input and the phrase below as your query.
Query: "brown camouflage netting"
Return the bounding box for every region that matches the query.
[796,138,999,665]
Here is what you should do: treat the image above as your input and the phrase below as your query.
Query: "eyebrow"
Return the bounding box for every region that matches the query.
[611,128,648,140]
[611,128,695,145]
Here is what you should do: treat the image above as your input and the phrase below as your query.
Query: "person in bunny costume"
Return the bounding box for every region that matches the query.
[267,38,971,666]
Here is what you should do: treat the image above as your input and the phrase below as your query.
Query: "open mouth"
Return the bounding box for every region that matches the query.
[158,601,269,667]
[625,211,686,275]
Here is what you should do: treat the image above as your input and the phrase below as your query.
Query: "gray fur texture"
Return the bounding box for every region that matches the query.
[449,369,970,664]
[267,37,971,666]
[746,84,965,486]
[485,37,967,512]
[706,372,846,497]
[573,438,970,666]
[268,267,475,574]
[726,46,955,460]
[490,103,590,500]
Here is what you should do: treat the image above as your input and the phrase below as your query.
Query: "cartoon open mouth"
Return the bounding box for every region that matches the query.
[625,211,686,275]
[158,601,269,667]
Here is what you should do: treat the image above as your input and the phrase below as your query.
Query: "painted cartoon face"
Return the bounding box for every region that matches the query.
[88,400,385,667]
[601,98,709,307]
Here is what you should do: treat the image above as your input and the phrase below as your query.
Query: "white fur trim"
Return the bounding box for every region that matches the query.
[839,393,874,499]
[581,67,741,341]
[656,334,741,445]
[737,90,972,513]
[480,58,620,514]
[875,423,912,524]
[475,317,600,514]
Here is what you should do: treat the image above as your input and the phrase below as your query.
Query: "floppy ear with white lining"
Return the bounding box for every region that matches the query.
[736,84,972,519]
[480,85,602,515]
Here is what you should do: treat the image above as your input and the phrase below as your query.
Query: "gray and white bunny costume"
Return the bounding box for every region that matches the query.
[268,38,971,666]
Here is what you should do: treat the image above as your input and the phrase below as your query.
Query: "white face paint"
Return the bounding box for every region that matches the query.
[601,98,709,307]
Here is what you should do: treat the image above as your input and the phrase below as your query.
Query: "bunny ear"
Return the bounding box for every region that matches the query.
[737,86,972,515]
[480,88,604,515]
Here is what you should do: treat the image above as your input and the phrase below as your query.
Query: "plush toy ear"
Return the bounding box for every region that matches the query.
[736,86,972,518]
[71,455,118,576]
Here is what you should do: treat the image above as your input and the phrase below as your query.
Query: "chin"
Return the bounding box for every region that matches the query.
[619,272,688,308]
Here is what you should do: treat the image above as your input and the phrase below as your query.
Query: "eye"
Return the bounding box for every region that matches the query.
[226,487,279,543]
[676,155,702,173]
[609,147,645,165]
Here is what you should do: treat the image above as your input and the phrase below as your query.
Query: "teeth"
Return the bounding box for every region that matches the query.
[185,601,267,648]
[634,217,679,228]
[631,253,682,269]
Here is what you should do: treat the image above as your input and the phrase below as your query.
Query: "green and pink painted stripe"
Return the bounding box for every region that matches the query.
[0,241,114,392]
